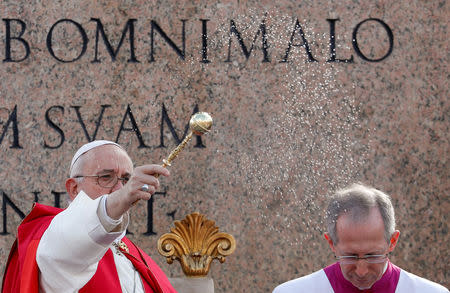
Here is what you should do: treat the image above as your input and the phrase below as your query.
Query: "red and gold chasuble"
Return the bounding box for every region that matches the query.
[2,203,177,293]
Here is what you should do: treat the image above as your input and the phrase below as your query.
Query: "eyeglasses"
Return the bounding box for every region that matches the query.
[335,254,388,265]
[74,172,129,188]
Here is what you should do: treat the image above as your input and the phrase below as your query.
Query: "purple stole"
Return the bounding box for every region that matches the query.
[324,260,401,293]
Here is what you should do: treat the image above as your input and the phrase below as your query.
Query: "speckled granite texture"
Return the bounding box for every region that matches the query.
[0,1,448,292]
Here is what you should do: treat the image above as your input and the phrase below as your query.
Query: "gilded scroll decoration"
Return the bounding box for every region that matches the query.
[157,212,236,277]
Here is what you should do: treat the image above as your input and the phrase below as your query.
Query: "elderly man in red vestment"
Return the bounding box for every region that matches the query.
[2,140,178,293]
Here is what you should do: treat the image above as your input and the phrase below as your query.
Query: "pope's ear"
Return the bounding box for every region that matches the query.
[65,178,79,201]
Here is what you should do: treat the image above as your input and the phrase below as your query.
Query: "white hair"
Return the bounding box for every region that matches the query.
[325,183,396,244]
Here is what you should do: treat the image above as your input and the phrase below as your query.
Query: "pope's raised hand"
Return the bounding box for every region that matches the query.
[106,164,170,219]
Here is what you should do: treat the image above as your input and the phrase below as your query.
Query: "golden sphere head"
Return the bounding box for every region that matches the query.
[189,112,213,136]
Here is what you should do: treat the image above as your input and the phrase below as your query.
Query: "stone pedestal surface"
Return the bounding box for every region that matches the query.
[0,1,448,292]
[169,277,214,293]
